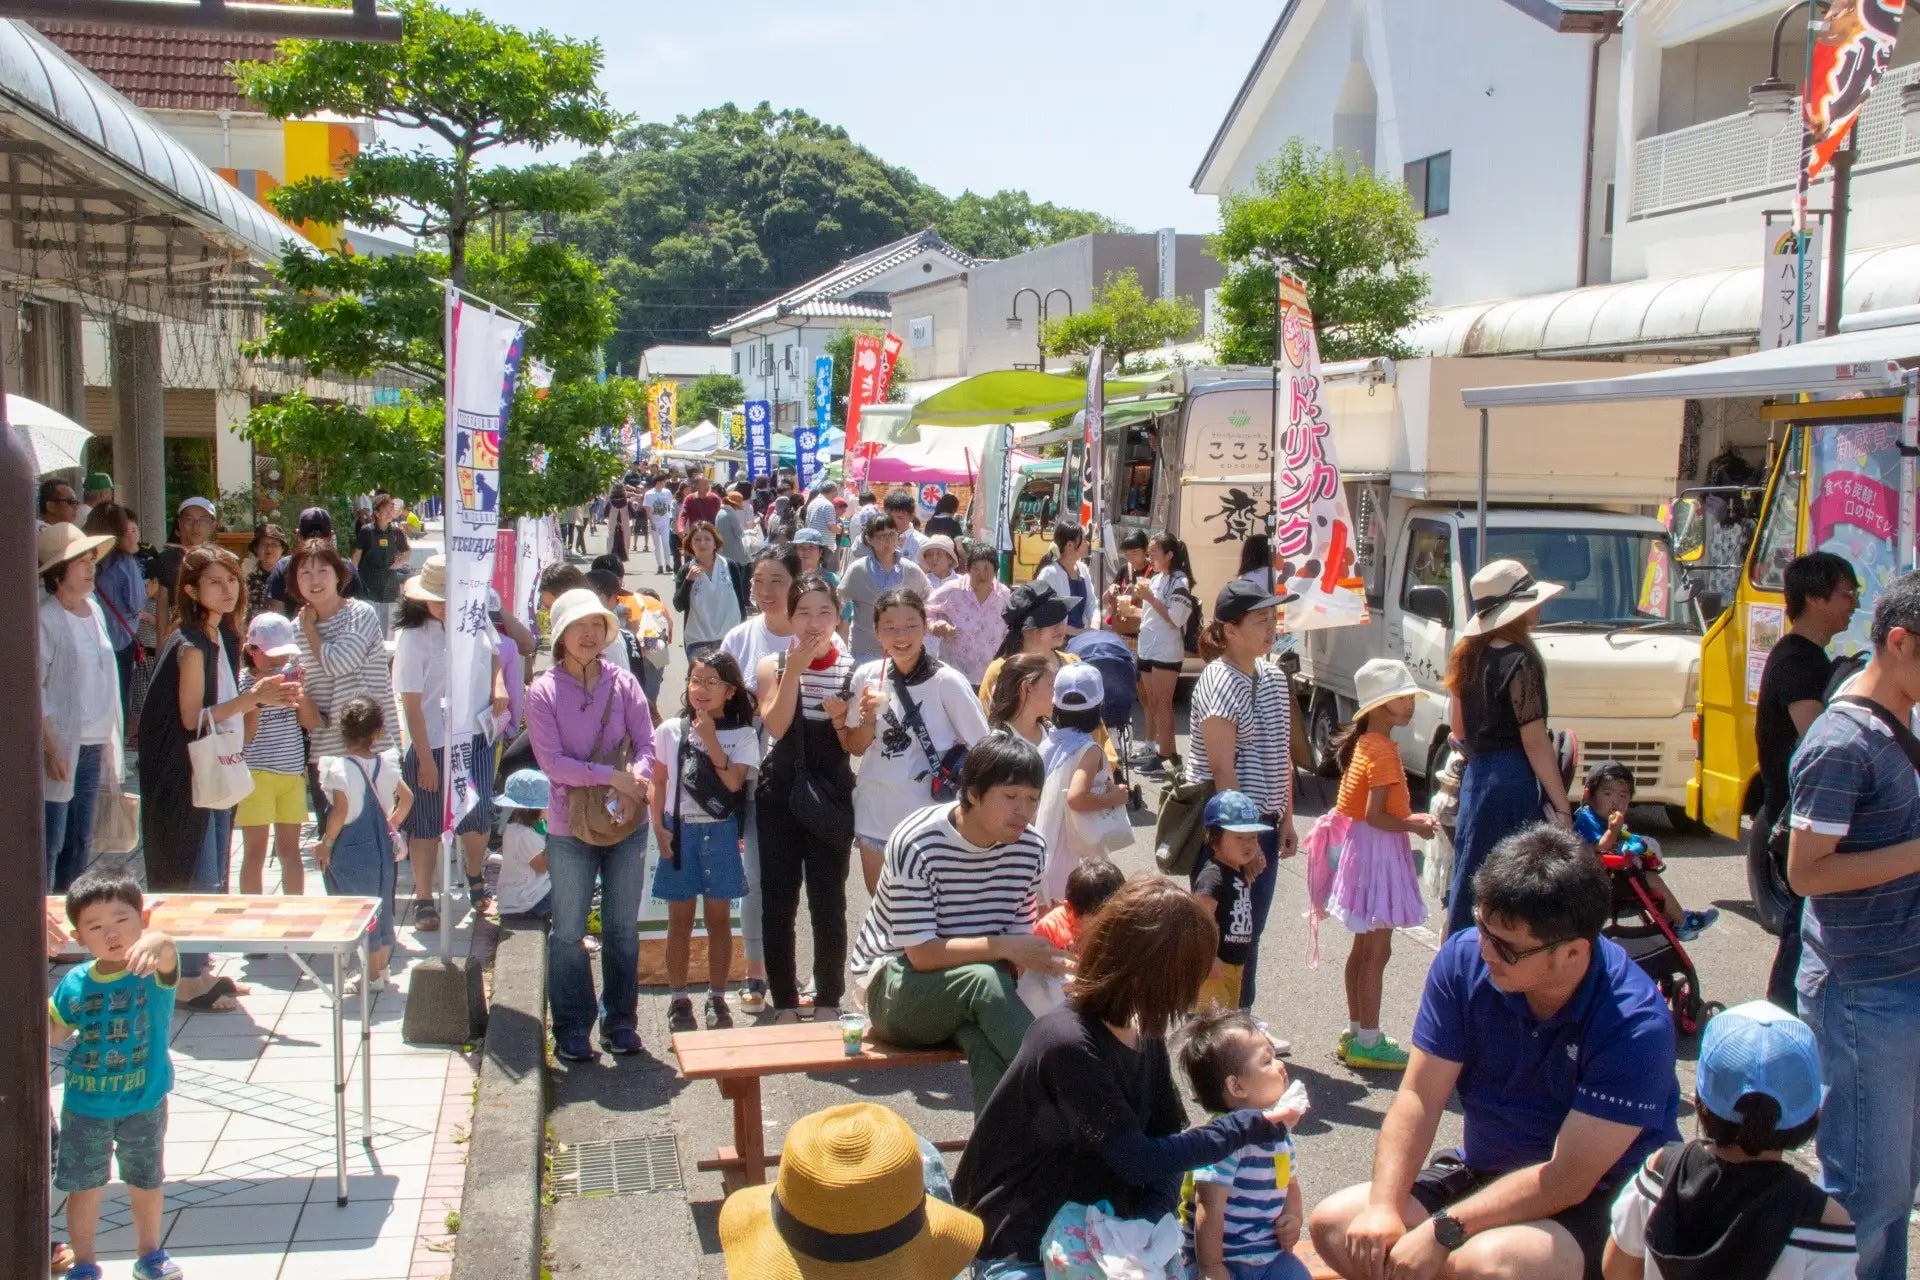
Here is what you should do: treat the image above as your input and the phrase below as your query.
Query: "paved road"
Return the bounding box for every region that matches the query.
[538,537,1847,1278]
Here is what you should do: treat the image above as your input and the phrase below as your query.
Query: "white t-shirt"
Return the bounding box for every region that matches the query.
[67,607,119,744]
[1608,1154,1856,1280]
[319,750,403,824]
[392,618,497,749]
[1134,570,1193,664]
[720,616,797,694]
[683,563,744,644]
[496,824,552,915]
[848,661,991,786]
[652,716,762,823]
[644,489,675,524]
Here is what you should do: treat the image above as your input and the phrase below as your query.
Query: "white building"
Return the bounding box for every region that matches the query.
[636,344,731,391]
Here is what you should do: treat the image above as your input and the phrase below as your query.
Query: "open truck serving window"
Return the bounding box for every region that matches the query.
[1459,528,1692,630]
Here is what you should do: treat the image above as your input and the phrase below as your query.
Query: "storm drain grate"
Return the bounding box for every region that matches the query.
[550,1133,683,1198]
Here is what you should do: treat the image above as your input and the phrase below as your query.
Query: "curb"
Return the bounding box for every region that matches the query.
[450,920,548,1280]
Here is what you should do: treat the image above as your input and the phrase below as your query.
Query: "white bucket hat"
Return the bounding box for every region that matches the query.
[1462,558,1564,636]
[1352,657,1426,720]
[547,588,620,656]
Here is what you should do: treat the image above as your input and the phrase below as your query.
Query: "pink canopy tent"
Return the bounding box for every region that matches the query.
[865,424,1041,484]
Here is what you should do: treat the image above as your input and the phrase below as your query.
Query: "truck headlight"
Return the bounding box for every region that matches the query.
[1684,659,1700,711]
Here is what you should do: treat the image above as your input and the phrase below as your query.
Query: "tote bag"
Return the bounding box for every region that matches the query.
[189,708,253,810]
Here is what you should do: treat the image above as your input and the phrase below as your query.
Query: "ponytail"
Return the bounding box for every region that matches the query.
[1331,709,1375,773]
[1197,619,1228,662]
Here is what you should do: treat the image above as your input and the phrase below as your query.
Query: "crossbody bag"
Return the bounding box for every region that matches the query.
[888,662,968,802]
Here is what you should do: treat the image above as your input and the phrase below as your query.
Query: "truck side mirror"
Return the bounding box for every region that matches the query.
[1668,498,1706,564]
[1406,584,1452,627]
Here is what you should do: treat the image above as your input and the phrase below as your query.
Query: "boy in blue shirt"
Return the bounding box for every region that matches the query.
[1574,761,1717,941]
[51,870,182,1280]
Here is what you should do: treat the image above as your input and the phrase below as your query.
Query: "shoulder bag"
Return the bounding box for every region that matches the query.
[780,653,856,846]
[567,676,645,846]
[889,663,968,802]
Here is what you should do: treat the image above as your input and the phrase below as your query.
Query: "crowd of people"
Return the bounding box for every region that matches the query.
[32,461,1918,1280]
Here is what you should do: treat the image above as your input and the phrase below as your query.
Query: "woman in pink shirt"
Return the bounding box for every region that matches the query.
[927,546,1011,687]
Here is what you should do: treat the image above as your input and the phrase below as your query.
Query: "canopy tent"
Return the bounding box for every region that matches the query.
[674,420,721,453]
[866,423,1040,484]
[907,369,1166,427]
[774,426,845,461]
[1019,456,1065,479]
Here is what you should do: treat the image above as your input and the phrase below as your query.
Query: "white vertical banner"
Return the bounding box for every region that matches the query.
[442,285,527,831]
[512,516,542,628]
[1080,343,1105,538]
[1760,224,1823,350]
[1274,273,1367,632]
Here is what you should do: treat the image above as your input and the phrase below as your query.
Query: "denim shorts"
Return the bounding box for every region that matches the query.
[56,1102,166,1192]
[652,817,744,903]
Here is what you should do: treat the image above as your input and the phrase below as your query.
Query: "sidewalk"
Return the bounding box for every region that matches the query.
[52,845,480,1279]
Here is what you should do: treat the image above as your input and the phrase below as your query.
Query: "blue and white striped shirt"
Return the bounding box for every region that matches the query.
[1180,1131,1295,1266]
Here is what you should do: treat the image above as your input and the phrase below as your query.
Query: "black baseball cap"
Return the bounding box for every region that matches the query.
[1214,577,1293,623]
[1005,582,1070,632]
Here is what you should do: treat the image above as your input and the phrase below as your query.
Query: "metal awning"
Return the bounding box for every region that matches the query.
[1461,319,1920,409]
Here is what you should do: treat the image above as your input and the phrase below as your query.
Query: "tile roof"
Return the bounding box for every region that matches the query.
[711,229,978,338]
[28,20,278,113]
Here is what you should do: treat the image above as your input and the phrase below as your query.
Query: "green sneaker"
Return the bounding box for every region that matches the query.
[1338,1029,1355,1056]
[1341,1034,1411,1071]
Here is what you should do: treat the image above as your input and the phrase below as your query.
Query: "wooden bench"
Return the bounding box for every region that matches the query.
[671,1021,964,1193]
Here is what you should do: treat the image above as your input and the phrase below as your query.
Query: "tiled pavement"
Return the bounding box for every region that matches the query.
[51,851,480,1280]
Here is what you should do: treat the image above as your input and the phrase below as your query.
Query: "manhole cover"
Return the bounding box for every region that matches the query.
[550,1133,683,1198]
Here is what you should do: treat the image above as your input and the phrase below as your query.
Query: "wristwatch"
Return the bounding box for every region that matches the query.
[1430,1211,1467,1251]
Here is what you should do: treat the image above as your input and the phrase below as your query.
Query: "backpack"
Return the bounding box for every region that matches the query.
[1176,579,1204,655]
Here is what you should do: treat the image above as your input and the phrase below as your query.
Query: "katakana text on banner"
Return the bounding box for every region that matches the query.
[845,335,882,484]
[1274,273,1365,633]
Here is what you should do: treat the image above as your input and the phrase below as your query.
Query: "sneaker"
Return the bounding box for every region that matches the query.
[666,997,698,1035]
[739,979,768,1015]
[1341,1034,1412,1071]
[601,1024,644,1056]
[554,1032,597,1064]
[1337,1028,1355,1056]
[1675,908,1720,942]
[132,1249,182,1280]
[64,1263,101,1280]
[705,993,734,1030]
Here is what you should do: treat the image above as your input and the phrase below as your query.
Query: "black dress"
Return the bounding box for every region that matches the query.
[137,626,239,890]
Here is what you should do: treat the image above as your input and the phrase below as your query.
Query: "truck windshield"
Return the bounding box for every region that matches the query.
[1460,528,1697,632]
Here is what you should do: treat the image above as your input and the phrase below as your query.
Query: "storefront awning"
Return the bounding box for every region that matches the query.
[909,369,1165,427]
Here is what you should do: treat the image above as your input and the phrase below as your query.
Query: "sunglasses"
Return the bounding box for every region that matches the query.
[1474,909,1576,966]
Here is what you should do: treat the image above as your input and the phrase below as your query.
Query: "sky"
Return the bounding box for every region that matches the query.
[454,0,1282,234]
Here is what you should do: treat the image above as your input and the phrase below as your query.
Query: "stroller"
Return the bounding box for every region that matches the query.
[1600,846,1720,1035]
[1066,630,1143,808]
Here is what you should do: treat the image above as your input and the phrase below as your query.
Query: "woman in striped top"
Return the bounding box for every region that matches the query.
[290,538,394,829]
[754,573,858,1023]
[848,732,1070,1112]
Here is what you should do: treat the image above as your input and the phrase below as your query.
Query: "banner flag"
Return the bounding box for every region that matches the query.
[845,335,883,484]
[656,381,677,450]
[798,354,832,491]
[442,285,525,829]
[744,400,773,480]
[1078,344,1105,534]
[1273,273,1366,633]
[877,331,904,400]
[722,407,743,451]
[1805,0,1907,182]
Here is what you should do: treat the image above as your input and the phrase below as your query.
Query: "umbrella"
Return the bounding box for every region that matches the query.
[8,394,93,475]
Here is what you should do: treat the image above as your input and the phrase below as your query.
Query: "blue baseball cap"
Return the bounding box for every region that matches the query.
[1203,790,1269,833]
[794,527,831,547]
[1696,1000,1823,1129]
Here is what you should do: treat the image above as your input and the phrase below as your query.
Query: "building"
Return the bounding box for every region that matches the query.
[636,344,731,390]
[710,228,978,427]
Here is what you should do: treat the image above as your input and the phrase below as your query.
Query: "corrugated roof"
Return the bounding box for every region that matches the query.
[711,229,978,338]
[28,20,276,114]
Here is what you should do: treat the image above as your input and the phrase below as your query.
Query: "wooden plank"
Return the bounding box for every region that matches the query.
[672,1024,962,1081]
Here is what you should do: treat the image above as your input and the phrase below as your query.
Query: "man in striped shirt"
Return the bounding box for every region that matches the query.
[849,732,1071,1112]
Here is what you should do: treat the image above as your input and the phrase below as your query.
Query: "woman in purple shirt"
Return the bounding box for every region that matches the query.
[526,588,656,1063]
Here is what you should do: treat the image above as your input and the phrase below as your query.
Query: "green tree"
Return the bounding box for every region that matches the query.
[1210,140,1430,363]
[680,373,745,430]
[1040,268,1201,374]
[232,0,637,517]
[936,189,1126,259]
[822,326,913,426]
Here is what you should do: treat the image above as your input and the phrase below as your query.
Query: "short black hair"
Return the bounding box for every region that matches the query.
[540,562,588,600]
[959,730,1045,804]
[338,695,385,747]
[935,493,960,515]
[1871,569,1920,648]
[1583,760,1635,802]
[751,542,802,579]
[1784,552,1857,621]
[1694,1092,1818,1157]
[1472,824,1611,943]
[1066,858,1127,918]
[966,546,1000,573]
[1178,1006,1267,1114]
[590,553,624,578]
[66,868,143,927]
[862,511,895,543]
[1052,704,1103,733]
[872,586,926,627]
[788,571,840,614]
[586,568,624,599]
[39,476,74,510]
[1119,529,1149,552]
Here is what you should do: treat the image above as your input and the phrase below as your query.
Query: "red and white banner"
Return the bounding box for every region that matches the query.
[877,331,904,400]
[845,334,883,483]
[1080,344,1105,532]
[1805,0,1908,182]
[1274,273,1366,633]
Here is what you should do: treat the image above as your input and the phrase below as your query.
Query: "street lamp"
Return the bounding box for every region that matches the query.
[1005,287,1074,372]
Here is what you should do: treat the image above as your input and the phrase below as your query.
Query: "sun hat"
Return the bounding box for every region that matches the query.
[176,496,215,517]
[246,611,302,658]
[917,534,957,565]
[1696,1000,1824,1129]
[794,527,830,547]
[1005,583,1070,632]
[402,554,448,602]
[1214,577,1292,624]
[36,522,113,575]
[1352,657,1427,720]
[547,587,620,652]
[1203,790,1271,833]
[718,1102,982,1280]
[1052,662,1105,712]
[1462,559,1563,636]
[83,472,113,496]
[493,768,551,812]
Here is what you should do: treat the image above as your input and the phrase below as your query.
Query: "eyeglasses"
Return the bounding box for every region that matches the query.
[1474,910,1575,965]
[47,494,77,507]
[686,674,727,689]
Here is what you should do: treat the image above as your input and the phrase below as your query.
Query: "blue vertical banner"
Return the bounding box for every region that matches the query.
[798,355,832,491]
[745,399,773,480]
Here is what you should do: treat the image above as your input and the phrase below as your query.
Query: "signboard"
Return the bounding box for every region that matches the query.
[1811,417,1909,658]
[1747,602,1785,705]
[845,335,883,484]
[744,399,773,480]
[1760,226,1823,349]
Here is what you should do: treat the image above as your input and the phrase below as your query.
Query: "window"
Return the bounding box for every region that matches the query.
[1405,151,1450,219]
[1749,428,1802,593]
[1401,521,1452,607]
[1602,182,1616,237]
[732,349,741,376]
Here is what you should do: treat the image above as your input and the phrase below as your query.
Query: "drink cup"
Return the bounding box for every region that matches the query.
[839,1011,868,1057]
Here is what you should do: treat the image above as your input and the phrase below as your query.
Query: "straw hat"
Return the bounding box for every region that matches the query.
[37,522,112,576]
[547,588,620,653]
[718,1103,982,1280]
[1352,657,1427,720]
[1462,559,1563,636]
[402,554,448,602]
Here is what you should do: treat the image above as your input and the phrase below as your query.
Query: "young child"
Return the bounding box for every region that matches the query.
[1192,791,1268,1013]
[650,649,761,1033]
[316,696,411,992]
[1323,658,1436,1071]
[236,611,312,895]
[50,870,184,1280]
[1576,761,1719,941]
[1036,664,1130,902]
[1177,1007,1308,1280]
[1034,857,1127,952]
[492,768,553,919]
[1604,1000,1855,1280]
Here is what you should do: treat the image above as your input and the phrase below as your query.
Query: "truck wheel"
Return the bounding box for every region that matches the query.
[1664,804,1704,836]
[1308,696,1342,778]
[1745,810,1790,937]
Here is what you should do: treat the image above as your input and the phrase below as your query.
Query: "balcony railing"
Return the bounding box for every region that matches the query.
[1631,60,1920,218]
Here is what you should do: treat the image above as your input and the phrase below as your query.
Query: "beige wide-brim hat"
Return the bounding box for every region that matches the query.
[1352,656,1428,720]
[718,1103,982,1280]
[37,522,112,576]
[401,553,448,602]
[547,588,620,653]
[1461,558,1564,636]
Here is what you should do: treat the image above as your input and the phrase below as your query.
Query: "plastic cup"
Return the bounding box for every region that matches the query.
[839,1011,868,1057]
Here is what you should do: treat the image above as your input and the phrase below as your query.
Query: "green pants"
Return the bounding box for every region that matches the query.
[866,957,1034,1114]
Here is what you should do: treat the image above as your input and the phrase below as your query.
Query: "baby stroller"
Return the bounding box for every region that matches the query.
[1600,847,1721,1036]
[1066,630,1142,808]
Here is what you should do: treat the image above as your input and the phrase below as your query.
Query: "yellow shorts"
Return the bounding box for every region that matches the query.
[236,769,307,827]
[1195,962,1244,1013]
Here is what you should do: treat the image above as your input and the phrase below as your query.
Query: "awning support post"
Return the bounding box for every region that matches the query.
[1476,407,1489,571]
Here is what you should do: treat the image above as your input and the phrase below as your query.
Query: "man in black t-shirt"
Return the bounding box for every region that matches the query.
[352,494,411,628]
[1753,551,1857,1008]
[264,507,365,612]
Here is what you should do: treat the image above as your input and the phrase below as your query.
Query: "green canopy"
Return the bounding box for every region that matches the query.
[909,370,1164,427]
[1019,457,1065,479]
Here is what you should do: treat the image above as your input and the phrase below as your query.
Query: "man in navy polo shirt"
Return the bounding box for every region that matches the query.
[1310,826,1678,1280]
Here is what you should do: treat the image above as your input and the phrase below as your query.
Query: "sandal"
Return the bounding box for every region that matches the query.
[772,1008,803,1025]
[181,977,241,1012]
[412,900,440,932]
[467,874,492,909]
